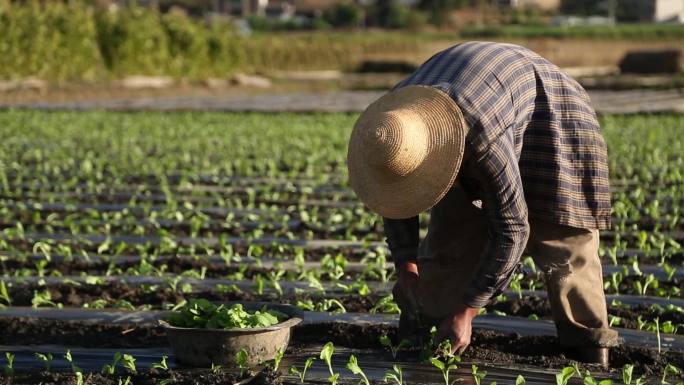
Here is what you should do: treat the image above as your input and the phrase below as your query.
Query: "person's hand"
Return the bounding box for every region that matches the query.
[435,304,480,355]
[393,262,421,339]
[392,262,419,315]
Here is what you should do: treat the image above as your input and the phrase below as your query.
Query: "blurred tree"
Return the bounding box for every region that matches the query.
[417,0,469,26]
[323,2,363,28]
[560,0,603,16]
[367,0,412,28]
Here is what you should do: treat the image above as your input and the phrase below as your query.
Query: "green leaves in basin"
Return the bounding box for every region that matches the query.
[167,299,288,329]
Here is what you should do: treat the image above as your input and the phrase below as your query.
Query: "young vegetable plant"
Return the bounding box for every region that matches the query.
[4,352,14,376]
[346,355,370,385]
[121,353,137,374]
[35,352,53,372]
[383,364,404,385]
[289,357,315,383]
[0,280,11,308]
[64,349,83,385]
[151,355,169,371]
[472,364,487,385]
[320,342,339,385]
[430,341,460,385]
[64,350,80,373]
[236,349,250,377]
[622,364,641,385]
[270,349,284,372]
[555,366,574,385]
[101,352,122,374]
[516,375,526,385]
[660,364,681,385]
[379,334,410,359]
[370,294,401,314]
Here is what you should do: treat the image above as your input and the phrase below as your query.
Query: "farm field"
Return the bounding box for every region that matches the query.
[0,110,683,384]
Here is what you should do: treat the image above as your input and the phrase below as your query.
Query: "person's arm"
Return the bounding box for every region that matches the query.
[436,132,529,354]
[383,216,419,270]
[462,132,530,308]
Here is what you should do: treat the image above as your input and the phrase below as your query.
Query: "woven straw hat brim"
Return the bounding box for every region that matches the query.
[347,85,467,219]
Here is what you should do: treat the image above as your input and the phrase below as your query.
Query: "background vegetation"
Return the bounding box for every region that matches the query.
[0,1,683,81]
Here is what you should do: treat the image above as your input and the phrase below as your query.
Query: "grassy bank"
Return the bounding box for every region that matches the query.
[1,1,683,82]
[0,1,426,81]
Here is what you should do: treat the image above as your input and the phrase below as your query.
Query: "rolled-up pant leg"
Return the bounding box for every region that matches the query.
[526,218,619,348]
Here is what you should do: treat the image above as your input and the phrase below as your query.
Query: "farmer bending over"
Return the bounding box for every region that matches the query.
[346,42,618,365]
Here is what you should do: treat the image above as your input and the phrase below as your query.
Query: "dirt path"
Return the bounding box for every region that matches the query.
[1,89,682,114]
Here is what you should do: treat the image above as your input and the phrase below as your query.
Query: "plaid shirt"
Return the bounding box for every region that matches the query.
[384,42,611,308]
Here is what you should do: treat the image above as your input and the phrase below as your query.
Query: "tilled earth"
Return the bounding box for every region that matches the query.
[1,317,682,377]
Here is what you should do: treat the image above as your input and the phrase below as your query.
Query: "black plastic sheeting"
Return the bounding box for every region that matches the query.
[7,252,684,280]
[0,343,575,385]
[1,306,682,351]
[2,275,683,309]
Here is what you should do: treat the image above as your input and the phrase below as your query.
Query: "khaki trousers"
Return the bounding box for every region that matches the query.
[412,187,619,348]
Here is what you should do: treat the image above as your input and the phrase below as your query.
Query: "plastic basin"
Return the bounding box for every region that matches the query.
[160,302,303,367]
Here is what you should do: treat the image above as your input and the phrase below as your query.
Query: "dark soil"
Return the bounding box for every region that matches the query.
[0,255,376,281]
[7,280,681,334]
[296,323,683,377]
[0,368,283,385]
[0,218,378,241]
[492,296,684,334]
[0,317,167,348]
[1,317,681,378]
[6,281,378,313]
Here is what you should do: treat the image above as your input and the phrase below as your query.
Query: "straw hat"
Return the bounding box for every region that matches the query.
[347,85,468,219]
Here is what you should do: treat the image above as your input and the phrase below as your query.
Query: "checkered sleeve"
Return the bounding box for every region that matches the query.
[462,132,530,308]
[383,216,419,268]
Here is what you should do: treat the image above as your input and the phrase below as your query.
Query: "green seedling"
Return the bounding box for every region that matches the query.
[379,334,410,359]
[657,320,680,334]
[118,376,132,385]
[253,273,265,295]
[662,263,677,281]
[121,353,137,373]
[296,298,346,314]
[472,364,487,385]
[574,367,612,385]
[346,354,370,385]
[0,280,10,307]
[4,352,14,376]
[211,363,223,374]
[509,273,524,299]
[609,315,622,327]
[516,375,526,385]
[289,357,315,383]
[267,270,285,297]
[236,349,249,377]
[430,341,460,385]
[384,364,404,385]
[633,274,656,296]
[151,355,169,371]
[101,352,122,374]
[35,352,53,372]
[622,364,634,385]
[655,317,662,354]
[64,350,82,375]
[320,342,339,385]
[608,272,623,294]
[637,316,648,330]
[271,348,284,372]
[75,371,84,385]
[556,366,575,385]
[661,364,681,385]
[31,289,59,308]
[370,294,401,314]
